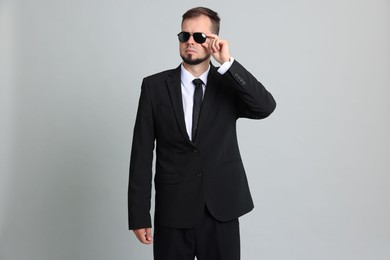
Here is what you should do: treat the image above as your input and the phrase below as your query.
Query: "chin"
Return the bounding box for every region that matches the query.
[181,54,210,65]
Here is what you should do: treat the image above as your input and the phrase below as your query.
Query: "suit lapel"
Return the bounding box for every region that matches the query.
[165,66,193,144]
[195,65,222,141]
[165,64,222,145]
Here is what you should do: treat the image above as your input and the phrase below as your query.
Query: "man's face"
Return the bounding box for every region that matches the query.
[179,15,213,65]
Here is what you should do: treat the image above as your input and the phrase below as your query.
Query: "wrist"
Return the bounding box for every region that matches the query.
[220,56,231,64]
[217,57,234,75]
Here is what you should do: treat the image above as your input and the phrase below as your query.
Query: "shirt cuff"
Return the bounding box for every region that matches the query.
[217,57,235,75]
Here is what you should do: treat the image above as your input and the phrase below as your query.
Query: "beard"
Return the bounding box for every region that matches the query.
[181,53,211,65]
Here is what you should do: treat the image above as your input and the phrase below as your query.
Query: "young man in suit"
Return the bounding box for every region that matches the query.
[128,6,276,260]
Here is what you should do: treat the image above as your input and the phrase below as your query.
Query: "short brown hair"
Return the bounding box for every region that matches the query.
[182,7,221,35]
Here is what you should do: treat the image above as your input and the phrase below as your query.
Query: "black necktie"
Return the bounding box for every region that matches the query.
[192,78,203,141]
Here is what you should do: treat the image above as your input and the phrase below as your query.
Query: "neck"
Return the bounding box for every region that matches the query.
[182,60,210,78]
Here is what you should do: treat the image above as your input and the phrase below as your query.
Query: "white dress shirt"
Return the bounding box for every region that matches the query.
[180,58,235,140]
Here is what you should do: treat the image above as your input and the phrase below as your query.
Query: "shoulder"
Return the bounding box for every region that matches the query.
[143,66,180,82]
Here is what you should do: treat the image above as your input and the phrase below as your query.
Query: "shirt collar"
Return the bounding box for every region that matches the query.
[180,64,210,87]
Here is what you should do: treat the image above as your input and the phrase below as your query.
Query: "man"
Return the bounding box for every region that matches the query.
[128,7,276,260]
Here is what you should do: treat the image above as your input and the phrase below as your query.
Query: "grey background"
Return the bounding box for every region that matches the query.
[1,0,389,259]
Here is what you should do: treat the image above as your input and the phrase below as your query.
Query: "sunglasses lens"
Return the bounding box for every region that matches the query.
[178,32,190,42]
[193,33,207,44]
[177,32,207,43]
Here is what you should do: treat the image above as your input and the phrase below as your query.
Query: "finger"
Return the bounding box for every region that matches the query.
[133,229,153,244]
[203,34,218,51]
[145,228,153,243]
[208,33,219,40]
[202,37,214,51]
[133,229,145,243]
[214,39,223,52]
[213,41,218,53]
[216,40,225,51]
[210,38,218,53]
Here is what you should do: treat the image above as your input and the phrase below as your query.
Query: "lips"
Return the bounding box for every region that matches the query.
[186,46,196,54]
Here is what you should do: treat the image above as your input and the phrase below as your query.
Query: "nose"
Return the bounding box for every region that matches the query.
[187,34,196,44]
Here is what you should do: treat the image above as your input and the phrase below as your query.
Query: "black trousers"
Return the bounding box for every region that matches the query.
[153,207,240,260]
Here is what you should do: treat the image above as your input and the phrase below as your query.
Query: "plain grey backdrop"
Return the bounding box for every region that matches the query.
[1,0,389,259]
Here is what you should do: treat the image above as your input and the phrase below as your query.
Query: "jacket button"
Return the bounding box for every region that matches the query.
[193,148,199,153]
[195,171,203,177]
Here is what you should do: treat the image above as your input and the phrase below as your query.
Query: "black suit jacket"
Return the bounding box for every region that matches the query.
[128,60,276,229]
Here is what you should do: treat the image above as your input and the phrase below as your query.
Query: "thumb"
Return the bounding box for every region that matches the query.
[145,228,153,242]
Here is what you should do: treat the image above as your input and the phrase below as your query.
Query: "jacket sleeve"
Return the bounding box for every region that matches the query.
[128,79,155,230]
[226,60,276,119]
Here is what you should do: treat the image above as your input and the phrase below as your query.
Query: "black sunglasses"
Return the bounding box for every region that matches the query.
[177,32,213,44]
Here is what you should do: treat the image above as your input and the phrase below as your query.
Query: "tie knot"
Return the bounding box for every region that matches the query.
[192,78,203,88]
